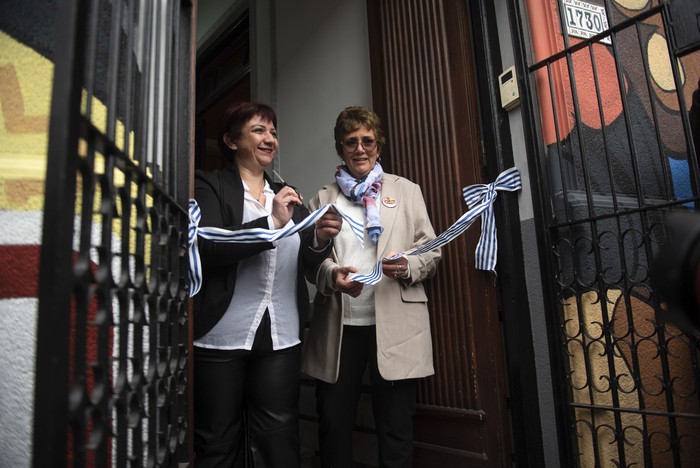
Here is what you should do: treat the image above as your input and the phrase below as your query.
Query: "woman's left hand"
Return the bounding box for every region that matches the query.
[382,252,409,279]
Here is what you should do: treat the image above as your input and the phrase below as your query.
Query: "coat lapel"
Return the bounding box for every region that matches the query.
[318,183,340,206]
[320,176,399,258]
[220,166,245,225]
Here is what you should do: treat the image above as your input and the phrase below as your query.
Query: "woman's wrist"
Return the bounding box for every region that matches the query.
[330,267,341,290]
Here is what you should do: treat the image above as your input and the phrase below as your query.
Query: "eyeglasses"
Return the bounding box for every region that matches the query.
[341,137,378,152]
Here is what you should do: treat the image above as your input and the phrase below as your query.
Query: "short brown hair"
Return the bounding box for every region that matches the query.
[333,106,386,156]
[218,101,277,162]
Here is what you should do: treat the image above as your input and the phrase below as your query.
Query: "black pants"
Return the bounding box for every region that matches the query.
[193,314,301,468]
[316,325,417,468]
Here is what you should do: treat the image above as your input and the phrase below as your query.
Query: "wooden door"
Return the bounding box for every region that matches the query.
[367,1,512,465]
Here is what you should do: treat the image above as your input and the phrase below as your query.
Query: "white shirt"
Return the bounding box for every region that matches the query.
[334,193,378,326]
[194,180,301,350]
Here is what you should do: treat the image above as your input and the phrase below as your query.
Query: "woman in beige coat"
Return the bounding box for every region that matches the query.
[302,107,442,468]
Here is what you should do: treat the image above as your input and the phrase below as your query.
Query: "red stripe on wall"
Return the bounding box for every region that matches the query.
[0,244,40,299]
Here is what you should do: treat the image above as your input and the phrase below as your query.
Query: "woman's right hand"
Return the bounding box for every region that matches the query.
[271,186,303,228]
[315,207,343,248]
[333,266,364,297]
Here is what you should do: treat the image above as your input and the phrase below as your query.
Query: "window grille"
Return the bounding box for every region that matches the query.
[526,0,700,466]
[34,0,194,466]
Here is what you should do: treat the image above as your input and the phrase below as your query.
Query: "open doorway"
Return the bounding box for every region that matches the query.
[195,11,251,171]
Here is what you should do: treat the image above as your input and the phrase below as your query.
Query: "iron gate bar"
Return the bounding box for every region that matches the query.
[105,0,121,141]
[635,19,676,201]
[122,0,136,160]
[170,0,179,197]
[162,3,170,184]
[586,39,626,215]
[83,0,98,122]
[549,196,700,230]
[33,0,89,464]
[140,0,155,176]
[136,0,154,171]
[542,61,571,222]
[152,0,164,189]
[572,401,700,419]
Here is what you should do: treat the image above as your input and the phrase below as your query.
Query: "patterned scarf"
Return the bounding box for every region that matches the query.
[335,162,384,244]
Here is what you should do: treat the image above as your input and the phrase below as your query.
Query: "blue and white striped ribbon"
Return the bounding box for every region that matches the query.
[188,200,203,297]
[188,200,365,297]
[188,167,521,294]
[345,260,385,285]
[463,167,521,271]
[349,167,521,284]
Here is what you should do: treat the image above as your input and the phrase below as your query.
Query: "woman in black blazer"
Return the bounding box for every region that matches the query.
[192,101,341,467]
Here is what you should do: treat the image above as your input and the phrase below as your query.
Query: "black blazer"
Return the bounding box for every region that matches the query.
[193,165,331,340]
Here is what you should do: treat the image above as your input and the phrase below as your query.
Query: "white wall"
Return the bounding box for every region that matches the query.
[272,0,373,200]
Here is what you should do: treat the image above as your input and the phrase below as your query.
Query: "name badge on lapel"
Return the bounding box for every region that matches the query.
[382,197,397,208]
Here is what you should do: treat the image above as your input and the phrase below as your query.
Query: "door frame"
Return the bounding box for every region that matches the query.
[469,0,550,465]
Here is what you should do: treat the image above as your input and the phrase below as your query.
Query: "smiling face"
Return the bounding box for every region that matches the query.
[340,125,380,179]
[225,115,278,170]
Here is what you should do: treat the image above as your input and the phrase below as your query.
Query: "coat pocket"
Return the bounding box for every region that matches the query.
[313,291,329,306]
[399,285,428,303]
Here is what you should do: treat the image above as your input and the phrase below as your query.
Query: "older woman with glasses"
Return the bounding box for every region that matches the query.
[302,106,442,467]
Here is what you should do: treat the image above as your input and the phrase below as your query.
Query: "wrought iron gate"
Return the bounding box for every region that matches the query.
[525,0,700,466]
[33,0,194,466]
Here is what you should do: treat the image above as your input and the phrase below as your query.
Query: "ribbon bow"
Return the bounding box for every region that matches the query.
[461,166,521,272]
[349,167,521,284]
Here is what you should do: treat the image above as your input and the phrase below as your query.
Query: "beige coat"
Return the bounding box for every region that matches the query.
[302,173,442,382]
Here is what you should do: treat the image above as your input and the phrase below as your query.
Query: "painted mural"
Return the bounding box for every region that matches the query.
[527,0,700,466]
[0,3,108,465]
[1,0,189,464]
[0,1,54,463]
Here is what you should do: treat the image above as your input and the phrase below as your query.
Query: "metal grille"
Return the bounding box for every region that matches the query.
[527,0,700,466]
[34,0,193,466]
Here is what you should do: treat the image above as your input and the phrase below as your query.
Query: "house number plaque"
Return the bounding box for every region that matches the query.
[562,0,612,45]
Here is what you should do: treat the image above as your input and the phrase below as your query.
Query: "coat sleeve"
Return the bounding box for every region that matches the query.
[403,183,442,285]
[305,193,339,295]
[195,172,274,267]
[296,199,333,269]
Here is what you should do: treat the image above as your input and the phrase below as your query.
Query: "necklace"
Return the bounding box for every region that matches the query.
[247,179,266,202]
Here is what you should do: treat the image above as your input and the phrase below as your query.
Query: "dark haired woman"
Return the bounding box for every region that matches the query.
[193,101,341,467]
[303,106,441,467]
